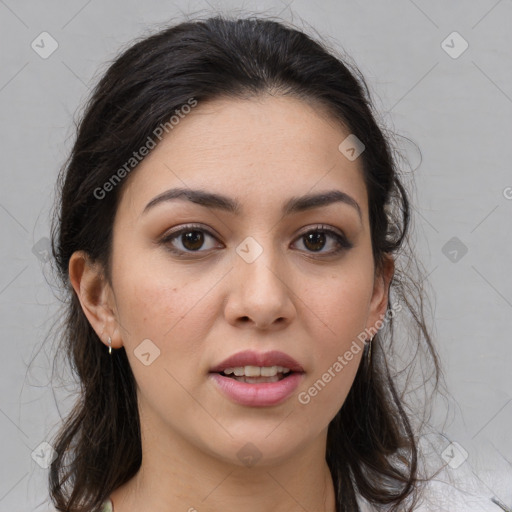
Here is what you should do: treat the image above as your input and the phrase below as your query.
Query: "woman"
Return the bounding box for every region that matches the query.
[48,14,460,512]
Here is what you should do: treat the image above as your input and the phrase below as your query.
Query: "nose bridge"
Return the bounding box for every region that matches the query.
[235,233,285,292]
[227,233,294,327]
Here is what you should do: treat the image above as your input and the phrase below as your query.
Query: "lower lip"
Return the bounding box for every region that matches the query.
[209,372,304,407]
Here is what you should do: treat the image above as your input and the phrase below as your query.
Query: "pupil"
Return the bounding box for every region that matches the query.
[304,232,325,251]
[183,231,204,250]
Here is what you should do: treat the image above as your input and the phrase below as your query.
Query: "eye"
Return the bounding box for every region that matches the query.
[160,224,221,256]
[293,225,353,255]
[159,223,353,257]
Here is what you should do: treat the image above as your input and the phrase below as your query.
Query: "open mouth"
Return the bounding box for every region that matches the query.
[208,361,304,406]
[218,370,294,384]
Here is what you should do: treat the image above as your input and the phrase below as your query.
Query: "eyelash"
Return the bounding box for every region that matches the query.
[159,223,353,258]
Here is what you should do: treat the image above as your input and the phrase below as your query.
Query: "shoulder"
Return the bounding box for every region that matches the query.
[356,447,512,512]
[412,478,499,511]
[357,479,500,511]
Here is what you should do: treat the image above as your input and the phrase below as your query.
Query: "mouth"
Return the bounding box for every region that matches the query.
[208,351,305,407]
[217,365,296,384]
[209,349,305,375]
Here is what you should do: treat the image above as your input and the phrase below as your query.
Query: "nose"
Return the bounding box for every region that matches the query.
[223,241,296,331]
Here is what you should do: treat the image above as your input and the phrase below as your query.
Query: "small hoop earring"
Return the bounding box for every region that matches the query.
[107,336,112,355]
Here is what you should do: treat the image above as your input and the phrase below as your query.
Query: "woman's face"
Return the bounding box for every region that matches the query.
[83,95,392,467]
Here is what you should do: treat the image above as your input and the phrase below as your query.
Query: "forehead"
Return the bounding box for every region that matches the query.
[117,95,368,220]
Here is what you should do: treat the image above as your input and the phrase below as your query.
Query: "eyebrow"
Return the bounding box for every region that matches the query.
[142,187,362,223]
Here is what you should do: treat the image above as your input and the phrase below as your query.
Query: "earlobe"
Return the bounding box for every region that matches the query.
[68,250,120,349]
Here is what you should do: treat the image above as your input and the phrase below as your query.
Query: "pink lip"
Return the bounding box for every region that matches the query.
[209,350,304,373]
[208,350,305,407]
[209,372,304,407]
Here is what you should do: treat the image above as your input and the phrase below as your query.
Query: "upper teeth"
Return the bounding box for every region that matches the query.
[223,366,291,377]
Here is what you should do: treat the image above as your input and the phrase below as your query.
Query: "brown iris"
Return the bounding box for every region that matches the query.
[181,230,205,251]
[303,232,326,252]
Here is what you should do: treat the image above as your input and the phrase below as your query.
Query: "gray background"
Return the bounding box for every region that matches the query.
[0,0,511,510]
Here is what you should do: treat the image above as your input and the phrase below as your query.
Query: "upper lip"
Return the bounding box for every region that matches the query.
[210,350,305,373]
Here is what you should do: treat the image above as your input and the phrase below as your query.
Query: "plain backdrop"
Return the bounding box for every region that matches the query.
[0,1,511,510]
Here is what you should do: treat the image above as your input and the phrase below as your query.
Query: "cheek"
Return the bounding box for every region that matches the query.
[306,269,374,345]
[296,268,372,412]
[112,254,218,363]
[114,269,212,409]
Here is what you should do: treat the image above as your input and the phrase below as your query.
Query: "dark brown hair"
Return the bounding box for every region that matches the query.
[48,13,440,512]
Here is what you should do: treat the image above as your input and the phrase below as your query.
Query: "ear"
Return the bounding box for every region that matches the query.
[365,253,395,338]
[68,250,123,350]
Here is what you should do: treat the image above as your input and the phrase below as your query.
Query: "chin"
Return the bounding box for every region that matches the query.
[200,426,311,468]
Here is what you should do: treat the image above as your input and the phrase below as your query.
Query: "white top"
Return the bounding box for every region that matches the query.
[357,437,512,511]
